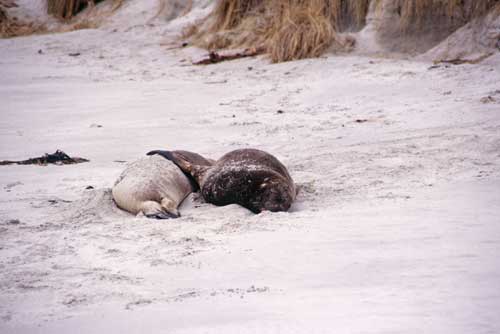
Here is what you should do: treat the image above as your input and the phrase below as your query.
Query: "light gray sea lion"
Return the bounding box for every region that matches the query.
[147,148,296,214]
[112,152,213,219]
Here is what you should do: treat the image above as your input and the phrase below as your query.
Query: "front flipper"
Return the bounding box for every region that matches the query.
[147,150,176,162]
[147,149,209,189]
[147,150,193,174]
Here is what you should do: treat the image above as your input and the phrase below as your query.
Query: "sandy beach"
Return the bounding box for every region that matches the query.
[1,1,500,332]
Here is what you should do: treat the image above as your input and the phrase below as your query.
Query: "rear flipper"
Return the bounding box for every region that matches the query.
[139,200,180,220]
[145,211,180,219]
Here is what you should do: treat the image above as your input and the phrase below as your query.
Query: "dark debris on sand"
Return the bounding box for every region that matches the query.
[0,150,89,166]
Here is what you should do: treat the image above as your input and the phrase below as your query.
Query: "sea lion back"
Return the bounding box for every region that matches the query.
[112,155,192,218]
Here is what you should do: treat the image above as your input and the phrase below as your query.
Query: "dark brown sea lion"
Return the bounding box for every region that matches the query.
[147,148,296,213]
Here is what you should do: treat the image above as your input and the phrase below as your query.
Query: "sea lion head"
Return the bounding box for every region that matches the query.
[251,176,295,213]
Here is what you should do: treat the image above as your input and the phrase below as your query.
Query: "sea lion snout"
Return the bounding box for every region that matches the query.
[258,181,295,213]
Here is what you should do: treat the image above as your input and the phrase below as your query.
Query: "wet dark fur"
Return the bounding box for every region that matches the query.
[149,148,296,214]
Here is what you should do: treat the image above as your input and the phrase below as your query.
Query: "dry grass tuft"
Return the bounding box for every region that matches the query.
[187,0,370,63]
[0,5,8,24]
[48,0,88,20]
[47,0,123,20]
[1,1,45,38]
[1,0,124,38]
[47,0,123,34]
[270,3,341,62]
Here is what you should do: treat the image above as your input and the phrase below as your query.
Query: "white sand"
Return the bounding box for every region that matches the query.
[1,1,500,333]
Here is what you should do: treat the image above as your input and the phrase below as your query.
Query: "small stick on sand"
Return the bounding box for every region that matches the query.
[193,47,265,65]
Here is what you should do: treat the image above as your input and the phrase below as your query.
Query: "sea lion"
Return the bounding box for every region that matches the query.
[147,148,296,214]
[112,152,213,219]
